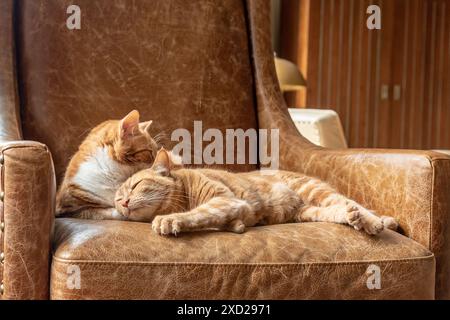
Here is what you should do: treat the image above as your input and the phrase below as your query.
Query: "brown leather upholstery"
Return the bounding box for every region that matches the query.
[0,142,55,299]
[0,0,55,300]
[0,0,21,142]
[0,0,449,300]
[51,219,435,300]
[16,0,258,180]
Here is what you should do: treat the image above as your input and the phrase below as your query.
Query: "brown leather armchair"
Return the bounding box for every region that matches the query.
[1,0,449,300]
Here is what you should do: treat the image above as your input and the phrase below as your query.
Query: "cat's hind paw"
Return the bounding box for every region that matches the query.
[381,215,399,231]
[345,205,363,231]
[345,204,384,235]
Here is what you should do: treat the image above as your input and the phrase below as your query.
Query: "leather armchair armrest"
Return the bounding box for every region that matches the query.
[279,144,450,299]
[0,141,55,299]
[246,0,450,298]
[0,0,55,300]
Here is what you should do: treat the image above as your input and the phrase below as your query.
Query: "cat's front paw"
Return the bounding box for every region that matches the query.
[152,215,182,236]
[345,204,384,235]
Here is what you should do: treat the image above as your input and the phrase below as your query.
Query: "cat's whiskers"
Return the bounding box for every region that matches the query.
[165,198,188,212]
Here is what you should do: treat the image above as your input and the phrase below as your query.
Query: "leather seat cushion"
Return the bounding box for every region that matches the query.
[51,218,435,299]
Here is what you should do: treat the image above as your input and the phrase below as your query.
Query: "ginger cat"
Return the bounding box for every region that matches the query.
[56,110,160,220]
[115,148,399,236]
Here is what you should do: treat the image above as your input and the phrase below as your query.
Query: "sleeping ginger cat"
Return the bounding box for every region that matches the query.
[56,110,160,219]
[115,148,399,236]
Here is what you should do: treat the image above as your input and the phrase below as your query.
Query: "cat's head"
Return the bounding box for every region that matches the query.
[88,110,160,165]
[114,148,182,221]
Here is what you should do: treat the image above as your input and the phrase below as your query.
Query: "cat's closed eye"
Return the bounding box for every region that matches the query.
[125,149,154,163]
[129,149,152,156]
[131,181,142,190]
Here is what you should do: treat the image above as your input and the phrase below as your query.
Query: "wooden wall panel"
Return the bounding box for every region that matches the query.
[441,0,450,149]
[280,0,450,149]
[279,0,309,107]
[409,0,430,149]
[425,0,450,149]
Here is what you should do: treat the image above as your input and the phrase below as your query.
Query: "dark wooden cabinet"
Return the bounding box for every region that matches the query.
[280,0,450,149]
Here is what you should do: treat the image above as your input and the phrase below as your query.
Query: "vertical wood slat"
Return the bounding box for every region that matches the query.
[325,0,335,107]
[413,0,429,149]
[364,0,374,147]
[344,0,355,143]
[400,0,410,148]
[305,0,321,107]
[434,0,443,149]
[425,1,438,149]
[442,1,450,148]
[279,0,301,107]
[349,0,362,147]
[373,0,383,148]
[373,0,391,147]
[358,0,375,147]
[338,0,351,143]
[433,0,450,149]
[280,0,450,149]
[334,0,346,125]
[317,0,326,106]
[390,0,407,149]
[407,0,421,149]
[297,0,310,107]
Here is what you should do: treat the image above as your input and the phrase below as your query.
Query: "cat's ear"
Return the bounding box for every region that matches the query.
[139,120,153,134]
[119,110,140,139]
[168,151,183,169]
[151,147,171,176]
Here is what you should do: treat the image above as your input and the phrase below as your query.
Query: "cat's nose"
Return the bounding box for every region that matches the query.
[121,199,130,208]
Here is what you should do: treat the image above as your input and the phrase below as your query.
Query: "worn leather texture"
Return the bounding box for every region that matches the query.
[0,0,55,300]
[0,142,55,299]
[16,0,258,181]
[0,0,21,143]
[51,218,435,299]
[246,0,450,299]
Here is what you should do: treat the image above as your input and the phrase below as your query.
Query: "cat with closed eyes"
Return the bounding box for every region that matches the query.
[56,110,160,220]
[115,148,399,236]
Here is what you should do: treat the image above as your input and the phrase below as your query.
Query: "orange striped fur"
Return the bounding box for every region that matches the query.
[56,110,160,219]
[115,149,398,236]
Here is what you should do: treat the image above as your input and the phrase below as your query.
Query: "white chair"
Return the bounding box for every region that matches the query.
[288,108,348,149]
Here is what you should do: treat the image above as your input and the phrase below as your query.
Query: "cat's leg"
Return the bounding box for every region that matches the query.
[295,204,385,235]
[295,204,356,224]
[297,202,386,235]
[151,197,256,236]
[292,177,397,234]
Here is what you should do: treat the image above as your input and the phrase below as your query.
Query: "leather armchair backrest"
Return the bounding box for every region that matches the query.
[15,0,258,180]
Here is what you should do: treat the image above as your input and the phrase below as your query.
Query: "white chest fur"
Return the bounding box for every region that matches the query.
[72,147,147,206]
